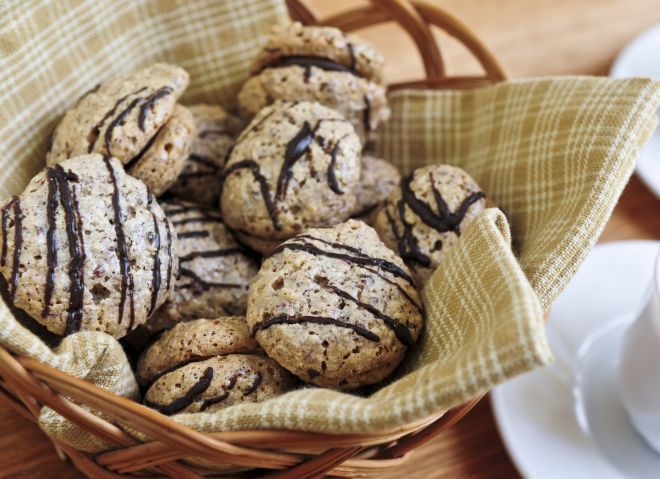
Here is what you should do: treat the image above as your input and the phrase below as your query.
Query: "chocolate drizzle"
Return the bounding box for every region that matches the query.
[88,87,147,153]
[103,156,135,329]
[252,314,380,342]
[321,282,413,346]
[105,97,143,156]
[179,248,245,263]
[363,94,371,132]
[145,366,214,415]
[199,372,239,411]
[8,199,23,299]
[269,238,414,286]
[178,268,243,291]
[171,216,223,227]
[164,219,173,291]
[179,154,222,180]
[242,371,262,396]
[138,86,173,131]
[147,204,162,317]
[177,230,209,239]
[390,172,486,267]
[387,203,430,267]
[51,166,86,335]
[326,136,346,194]
[42,172,59,317]
[1,198,17,268]
[276,121,313,201]
[261,56,359,77]
[222,160,280,230]
[124,126,161,170]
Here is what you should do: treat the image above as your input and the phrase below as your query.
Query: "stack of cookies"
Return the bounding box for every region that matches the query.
[0,22,488,414]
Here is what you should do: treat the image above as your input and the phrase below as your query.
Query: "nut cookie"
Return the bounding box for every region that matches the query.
[373,165,486,286]
[0,154,176,338]
[240,23,389,140]
[238,66,388,141]
[247,220,424,390]
[127,104,194,196]
[144,354,295,415]
[221,101,361,243]
[146,199,258,331]
[251,22,385,83]
[352,154,401,220]
[136,316,260,386]
[168,104,241,205]
[47,63,189,165]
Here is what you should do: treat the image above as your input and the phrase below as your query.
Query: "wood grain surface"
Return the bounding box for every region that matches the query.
[2,1,660,477]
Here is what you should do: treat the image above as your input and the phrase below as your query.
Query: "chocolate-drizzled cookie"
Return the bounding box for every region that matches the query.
[221,101,362,245]
[373,164,486,286]
[141,317,294,414]
[46,63,192,195]
[167,104,241,205]
[145,199,258,333]
[247,220,424,390]
[0,154,176,338]
[238,23,389,140]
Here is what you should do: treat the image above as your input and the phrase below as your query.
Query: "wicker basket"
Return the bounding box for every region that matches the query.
[0,1,509,477]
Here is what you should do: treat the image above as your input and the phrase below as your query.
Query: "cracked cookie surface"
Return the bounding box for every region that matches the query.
[246,219,423,390]
[0,154,176,338]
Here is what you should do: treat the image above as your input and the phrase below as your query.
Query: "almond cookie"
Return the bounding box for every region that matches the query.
[46,63,192,194]
[247,220,424,390]
[126,104,195,196]
[239,23,389,140]
[167,104,241,205]
[146,199,258,332]
[136,316,260,385]
[373,165,486,286]
[221,101,361,244]
[144,354,294,414]
[0,154,176,338]
[352,154,401,221]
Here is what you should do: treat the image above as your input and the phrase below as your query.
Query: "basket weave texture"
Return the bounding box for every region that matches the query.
[0,0,659,477]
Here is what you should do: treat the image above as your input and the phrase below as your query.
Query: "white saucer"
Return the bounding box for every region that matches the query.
[609,24,660,198]
[573,315,660,478]
[492,241,660,479]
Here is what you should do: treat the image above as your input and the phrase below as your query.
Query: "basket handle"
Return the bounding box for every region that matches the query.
[286,0,507,89]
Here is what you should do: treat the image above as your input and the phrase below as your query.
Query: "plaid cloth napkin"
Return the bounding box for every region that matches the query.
[0,0,658,453]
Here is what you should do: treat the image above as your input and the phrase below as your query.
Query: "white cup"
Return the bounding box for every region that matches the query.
[618,251,660,453]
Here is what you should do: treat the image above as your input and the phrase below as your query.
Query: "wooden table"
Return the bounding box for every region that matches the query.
[3,1,660,477]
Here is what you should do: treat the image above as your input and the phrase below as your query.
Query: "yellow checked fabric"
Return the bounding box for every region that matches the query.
[0,0,658,455]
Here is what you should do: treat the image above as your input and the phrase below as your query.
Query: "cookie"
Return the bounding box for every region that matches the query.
[251,23,385,83]
[167,104,241,205]
[247,220,424,390]
[146,199,258,331]
[136,316,261,385]
[47,63,189,165]
[373,165,486,286]
[126,104,195,196]
[238,66,389,141]
[221,101,361,243]
[144,354,294,414]
[0,154,176,338]
[352,154,400,219]
[239,23,389,140]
